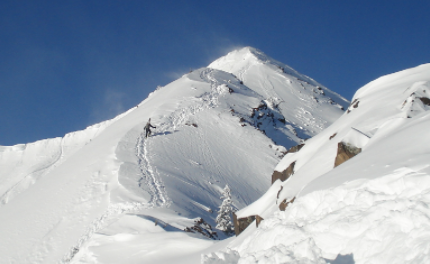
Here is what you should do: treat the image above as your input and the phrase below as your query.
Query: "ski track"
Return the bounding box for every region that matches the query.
[64,69,226,263]
[197,121,224,182]
[65,68,284,263]
[62,201,147,263]
[63,130,171,263]
[137,131,170,207]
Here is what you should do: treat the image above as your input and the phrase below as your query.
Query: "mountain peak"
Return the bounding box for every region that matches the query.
[0,46,349,263]
[208,47,325,90]
[208,46,270,70]
[226,46,267,59]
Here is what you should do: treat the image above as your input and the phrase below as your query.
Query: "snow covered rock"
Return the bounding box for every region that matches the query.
[211,63,430,264]
[271,144,304,183]
[333,141,361,168]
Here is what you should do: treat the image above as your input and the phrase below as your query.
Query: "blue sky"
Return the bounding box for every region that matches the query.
[1,1,429,146]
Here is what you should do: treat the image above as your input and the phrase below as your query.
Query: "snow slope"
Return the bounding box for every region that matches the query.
[209,47,348,144]
[0,47,346,264]
[204,63,430,263]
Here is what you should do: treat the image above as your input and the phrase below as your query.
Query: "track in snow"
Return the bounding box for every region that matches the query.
[64,128,171,263]
[136,130,170,207]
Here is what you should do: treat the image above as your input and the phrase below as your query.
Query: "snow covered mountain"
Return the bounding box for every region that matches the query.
[0,47,348,264]
[204,63,430,263]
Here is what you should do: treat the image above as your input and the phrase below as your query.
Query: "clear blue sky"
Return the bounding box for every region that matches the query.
[1,0,429,146]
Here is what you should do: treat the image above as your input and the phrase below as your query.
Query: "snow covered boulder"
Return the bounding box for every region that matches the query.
[334,142,361,168]
[271,144,304,184]
[271,161,296,184]
[232,212,264,236]
[334,127,370,168]
[400,81,430,118]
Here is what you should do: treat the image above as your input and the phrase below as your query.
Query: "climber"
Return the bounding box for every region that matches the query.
[145,118,156,138]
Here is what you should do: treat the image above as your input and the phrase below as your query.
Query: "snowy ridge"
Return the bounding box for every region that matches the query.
[0,119,115,206]
[210,47,320,88]
[209,47,349,142]
[0,47,347,264]
[204,63,430,263]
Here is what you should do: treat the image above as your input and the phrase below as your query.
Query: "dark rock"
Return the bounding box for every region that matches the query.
[329,133,337,140]
[419,97,430,106]
[184,217,218,239]
[185,121,198,127]
[255,215,264,227]
[279,197,295,211]
[334,142,361,168]
[272,161,295,184]
[349,99,358,108]
[286,144,304,154]
[276,186,283,199]
[353,101,359,108]
[233,212,264,236]
[347,99,359,113]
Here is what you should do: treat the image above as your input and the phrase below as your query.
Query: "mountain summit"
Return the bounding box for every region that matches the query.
[210,47,320,87]
[0,47,348,263]
[210,47,348,143]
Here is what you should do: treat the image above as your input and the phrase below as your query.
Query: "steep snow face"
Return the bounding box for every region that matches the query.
[0,47,346,264]
[276,63,430,203]
[209,47,349,142]
[208,63,430,264]
[0,120,116,205]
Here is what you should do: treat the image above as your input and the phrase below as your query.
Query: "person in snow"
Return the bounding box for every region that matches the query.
[145,118,156,138]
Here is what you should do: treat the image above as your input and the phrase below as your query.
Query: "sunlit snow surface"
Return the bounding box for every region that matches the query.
[203,63,430,263]
[207,169,430,264]
[0,47,347,264]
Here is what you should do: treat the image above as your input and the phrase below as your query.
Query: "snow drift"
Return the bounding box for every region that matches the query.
[205,63,430,263]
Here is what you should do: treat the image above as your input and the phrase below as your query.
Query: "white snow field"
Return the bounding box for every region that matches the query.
[203,64,430,263]
[0,47,348,264]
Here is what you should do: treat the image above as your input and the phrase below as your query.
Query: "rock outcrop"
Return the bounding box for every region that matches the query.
[286,144,304,154]
[272,161,296,184]
[233,212,264,236]
[347,98,360,114]
[279,197,296,211]
[271,144,304,184]
[184,217,218,239]
[334,142,361,167]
